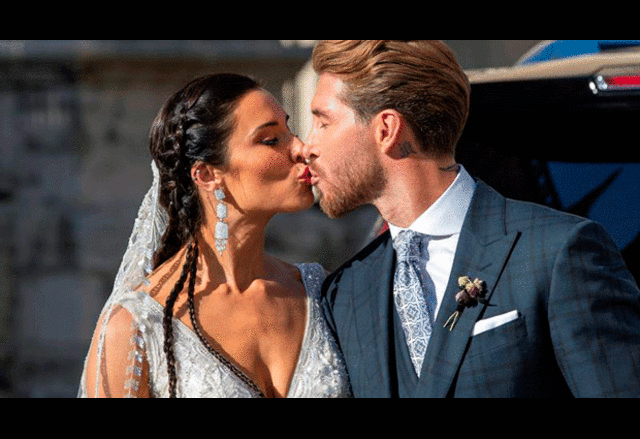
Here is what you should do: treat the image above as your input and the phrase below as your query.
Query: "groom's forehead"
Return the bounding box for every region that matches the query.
[312,73,352,117]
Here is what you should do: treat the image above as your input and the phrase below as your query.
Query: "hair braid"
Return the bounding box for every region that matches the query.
[152,103,198,269]
[157,104,204,398]
[162,240,198,397]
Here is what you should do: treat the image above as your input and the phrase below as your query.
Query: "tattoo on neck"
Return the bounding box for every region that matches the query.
[398,141,416,158]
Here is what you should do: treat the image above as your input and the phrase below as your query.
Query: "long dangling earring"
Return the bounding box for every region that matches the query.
[214,188,228,255]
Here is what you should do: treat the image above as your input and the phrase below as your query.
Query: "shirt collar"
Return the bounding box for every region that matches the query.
[388,165,476,239]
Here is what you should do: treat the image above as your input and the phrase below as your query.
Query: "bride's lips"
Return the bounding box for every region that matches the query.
[299,166,312,185]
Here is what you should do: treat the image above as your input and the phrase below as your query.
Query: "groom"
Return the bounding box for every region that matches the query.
[301,40,640,397]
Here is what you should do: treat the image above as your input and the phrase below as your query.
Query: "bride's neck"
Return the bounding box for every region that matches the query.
[196,214,270,294]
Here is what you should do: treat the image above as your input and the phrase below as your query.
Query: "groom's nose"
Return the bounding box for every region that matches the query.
[300,129,318,163]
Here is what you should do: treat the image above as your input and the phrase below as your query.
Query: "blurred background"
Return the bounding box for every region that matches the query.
[1,40,636,397]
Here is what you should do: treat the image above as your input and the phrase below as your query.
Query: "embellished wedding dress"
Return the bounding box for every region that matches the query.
[79,263,351,398]
[78,163,351,398]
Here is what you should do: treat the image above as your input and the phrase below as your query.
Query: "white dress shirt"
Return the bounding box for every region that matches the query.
[388,165,476,319]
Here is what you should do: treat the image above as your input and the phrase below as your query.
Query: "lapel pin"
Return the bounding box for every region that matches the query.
[444,276,488,332]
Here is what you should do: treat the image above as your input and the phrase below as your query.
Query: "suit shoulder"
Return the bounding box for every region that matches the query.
[504,195,587,233]
[475,181,610,255]
[474,180,591,244]
[500,194,623,261]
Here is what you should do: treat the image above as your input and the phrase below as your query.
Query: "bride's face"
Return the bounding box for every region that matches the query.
[220,89,314,218]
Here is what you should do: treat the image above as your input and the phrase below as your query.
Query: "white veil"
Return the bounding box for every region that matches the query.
[78,161,168,397]
[108,160,167,301]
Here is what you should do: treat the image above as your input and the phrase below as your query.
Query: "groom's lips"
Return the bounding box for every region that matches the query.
[308,168,320,186]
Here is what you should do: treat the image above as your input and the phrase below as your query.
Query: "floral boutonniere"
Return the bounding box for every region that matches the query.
[444,276,488,332]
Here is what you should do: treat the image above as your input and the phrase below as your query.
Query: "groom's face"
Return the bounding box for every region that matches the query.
[305,73,385,218]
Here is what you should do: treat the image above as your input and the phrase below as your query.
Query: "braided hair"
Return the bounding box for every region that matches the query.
[148,73,261,397]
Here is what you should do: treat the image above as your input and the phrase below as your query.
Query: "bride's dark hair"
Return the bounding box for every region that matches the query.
[148,73,261,397]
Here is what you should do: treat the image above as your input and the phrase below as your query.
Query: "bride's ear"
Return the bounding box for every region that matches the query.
[191,162,223,192]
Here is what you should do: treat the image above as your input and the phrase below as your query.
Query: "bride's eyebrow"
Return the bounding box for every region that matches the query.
[250,115,290,136]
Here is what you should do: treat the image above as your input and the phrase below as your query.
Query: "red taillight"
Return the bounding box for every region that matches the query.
[591,71,640,94]
[604,74,640,89]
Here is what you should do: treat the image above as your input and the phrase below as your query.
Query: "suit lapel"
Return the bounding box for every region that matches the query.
[413,181,521,397]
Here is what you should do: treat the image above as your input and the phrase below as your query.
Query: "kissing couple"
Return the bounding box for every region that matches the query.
[79,40,640,398]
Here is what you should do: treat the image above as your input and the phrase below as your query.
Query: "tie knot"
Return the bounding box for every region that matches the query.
[393,229,425,259]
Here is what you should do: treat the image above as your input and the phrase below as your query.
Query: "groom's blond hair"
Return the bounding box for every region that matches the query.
[312,40,470,158]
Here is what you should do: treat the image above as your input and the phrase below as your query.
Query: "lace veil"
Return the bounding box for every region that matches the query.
[78,161,168,397]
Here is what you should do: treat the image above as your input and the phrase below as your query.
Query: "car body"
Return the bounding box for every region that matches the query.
[457,41,640,283]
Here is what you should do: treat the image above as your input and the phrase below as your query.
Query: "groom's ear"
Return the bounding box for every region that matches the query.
[373,109,406,156]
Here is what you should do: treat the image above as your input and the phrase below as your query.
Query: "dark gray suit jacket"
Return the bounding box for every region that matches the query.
[322,180,640,397]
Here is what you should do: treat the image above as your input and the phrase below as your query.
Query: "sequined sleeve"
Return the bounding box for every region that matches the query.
[78,303,151,398]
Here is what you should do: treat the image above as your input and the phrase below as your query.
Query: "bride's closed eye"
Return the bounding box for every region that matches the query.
[260,127,297,147]
[261,137,280,146]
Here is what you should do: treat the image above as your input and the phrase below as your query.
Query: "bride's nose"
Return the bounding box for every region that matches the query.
[290,135,307,164]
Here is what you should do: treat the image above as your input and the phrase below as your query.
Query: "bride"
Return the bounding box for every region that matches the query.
[78,73,351,398]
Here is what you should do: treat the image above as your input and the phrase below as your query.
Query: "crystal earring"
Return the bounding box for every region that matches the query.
[214,188,228,255]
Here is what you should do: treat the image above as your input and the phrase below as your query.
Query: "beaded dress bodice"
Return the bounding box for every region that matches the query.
[78,262,351,398]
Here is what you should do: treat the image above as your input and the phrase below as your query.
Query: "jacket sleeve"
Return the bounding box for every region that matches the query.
[319,270,342,349]
[548,219,640,397]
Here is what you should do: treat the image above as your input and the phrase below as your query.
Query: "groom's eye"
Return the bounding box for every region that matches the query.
[316,119,329,129]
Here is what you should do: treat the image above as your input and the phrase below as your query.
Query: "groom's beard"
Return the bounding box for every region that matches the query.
[315,154,386,219]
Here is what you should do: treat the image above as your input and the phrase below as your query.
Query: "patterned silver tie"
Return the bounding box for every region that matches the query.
[393,230,436,376]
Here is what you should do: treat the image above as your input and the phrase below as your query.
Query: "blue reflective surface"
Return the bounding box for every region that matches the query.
[518,40,640,65]
[547,162,640,249]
